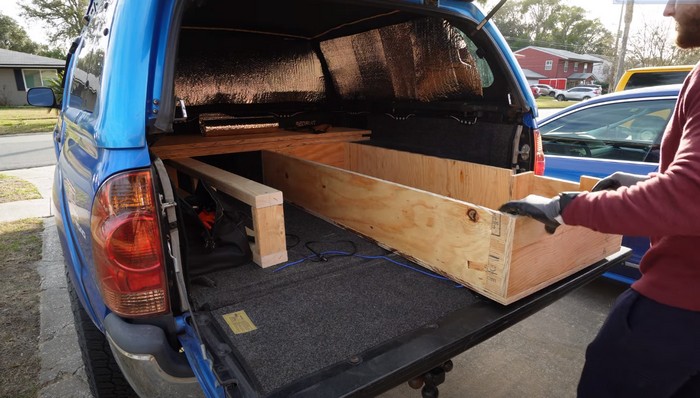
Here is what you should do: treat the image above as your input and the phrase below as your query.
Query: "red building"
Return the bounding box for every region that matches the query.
[514,46,603,89]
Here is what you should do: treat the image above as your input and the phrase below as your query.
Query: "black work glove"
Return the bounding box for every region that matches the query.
[591,171,650,192]
[499,192,579,234]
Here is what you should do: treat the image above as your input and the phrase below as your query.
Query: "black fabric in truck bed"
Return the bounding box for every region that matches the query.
[189,204,480,395]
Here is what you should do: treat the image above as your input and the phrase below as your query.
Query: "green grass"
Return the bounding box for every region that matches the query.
[0,218,43,398]
[0,218,43,266]
[0,174,42,204]
[0,107,58,135]
[535,96,571,109]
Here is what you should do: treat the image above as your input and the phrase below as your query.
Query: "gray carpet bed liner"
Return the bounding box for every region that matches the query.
[189,204,481,395]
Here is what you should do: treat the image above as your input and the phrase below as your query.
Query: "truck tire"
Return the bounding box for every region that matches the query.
[66,266,138,398]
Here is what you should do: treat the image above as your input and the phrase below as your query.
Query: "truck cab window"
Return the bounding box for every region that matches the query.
[68,0,115,113]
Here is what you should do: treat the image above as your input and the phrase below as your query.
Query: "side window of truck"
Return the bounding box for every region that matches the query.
[461,32,494,88]
[68,0,115,113]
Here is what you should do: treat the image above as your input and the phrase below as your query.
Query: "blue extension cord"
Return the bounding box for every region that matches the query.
[273,250,463,288]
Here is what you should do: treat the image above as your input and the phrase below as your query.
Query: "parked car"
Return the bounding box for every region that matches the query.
[614,65,693,92]
[532,83,556,97]
[530,85,541,98]
[554,86,601,101]
[27,1,629,397]
[538,84,680,283]
[577,83,602,89]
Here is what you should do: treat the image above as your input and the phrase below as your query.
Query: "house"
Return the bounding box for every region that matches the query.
[520,68,546,85]
[514,46,603,90]
[0,48,64,106]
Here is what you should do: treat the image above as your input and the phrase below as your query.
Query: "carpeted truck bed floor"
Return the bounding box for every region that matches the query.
[189,204,480,395]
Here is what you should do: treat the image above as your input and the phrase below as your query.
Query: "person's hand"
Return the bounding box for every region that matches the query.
[591,171,650,192]
[499,192,579,234]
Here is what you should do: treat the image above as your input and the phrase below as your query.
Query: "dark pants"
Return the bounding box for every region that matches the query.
[578,289,700,398]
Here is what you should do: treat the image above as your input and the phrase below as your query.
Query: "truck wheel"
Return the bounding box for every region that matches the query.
[556,94,565,101]
[66,267,138,398]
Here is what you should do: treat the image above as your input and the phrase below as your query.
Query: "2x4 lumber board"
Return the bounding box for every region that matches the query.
[167,157,287,268]
[251,205,288,268]
[262,150,516,302]
[345,143,514,210]
[151,127,370,159]
[167,158,282,209]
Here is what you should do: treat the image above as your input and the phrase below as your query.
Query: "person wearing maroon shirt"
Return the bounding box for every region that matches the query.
[500,1,700,396]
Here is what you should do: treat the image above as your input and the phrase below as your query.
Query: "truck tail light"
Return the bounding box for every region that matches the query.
[91,170,169,317]
[533,129,546,175]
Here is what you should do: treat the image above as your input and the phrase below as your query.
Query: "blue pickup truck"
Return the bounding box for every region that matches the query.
[539,84,680,283]
[28,0,630,397]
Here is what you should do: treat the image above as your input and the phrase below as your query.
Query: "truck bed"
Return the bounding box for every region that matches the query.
[188,204,631,397]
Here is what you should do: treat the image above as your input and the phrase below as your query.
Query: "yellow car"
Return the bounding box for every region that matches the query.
[614,65,693,92]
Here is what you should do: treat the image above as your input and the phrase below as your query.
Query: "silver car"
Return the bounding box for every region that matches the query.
[533,83,556,96]
[555,86,601,101]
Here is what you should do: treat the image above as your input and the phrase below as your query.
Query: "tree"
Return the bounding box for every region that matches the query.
[37,45,66,60]
[613,0,634,86]
[19,0,88,46]
[625,21,700,68]
[0,13,41,53]
[675,48,700,66]
[481,0,615,55]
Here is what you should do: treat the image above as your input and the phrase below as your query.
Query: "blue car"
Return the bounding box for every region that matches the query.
[538,84,681,283]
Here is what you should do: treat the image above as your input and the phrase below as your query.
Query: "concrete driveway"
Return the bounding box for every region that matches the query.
[37,221,624,398]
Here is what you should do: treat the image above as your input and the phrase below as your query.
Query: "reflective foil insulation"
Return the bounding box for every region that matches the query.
[321,18,482,102]
[175,31,326,106]
[175,17,482,107]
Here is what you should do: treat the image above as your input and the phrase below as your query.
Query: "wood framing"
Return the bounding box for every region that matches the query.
[150,127,370,159]
[262,143,622,304]
[168,158,287,268]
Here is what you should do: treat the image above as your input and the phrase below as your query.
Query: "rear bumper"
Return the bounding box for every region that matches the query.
[104,314,205,398]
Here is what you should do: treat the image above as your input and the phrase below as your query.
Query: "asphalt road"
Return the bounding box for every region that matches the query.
[0,132,56,171]
[537,108,560,120]
[382,277,627,397]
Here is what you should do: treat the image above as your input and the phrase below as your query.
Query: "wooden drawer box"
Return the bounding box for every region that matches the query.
[262,142,622,305]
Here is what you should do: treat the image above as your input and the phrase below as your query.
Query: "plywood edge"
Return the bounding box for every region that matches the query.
[509,172,534,201]
[167,157,282,208]
[504,226,623,304]
[270,141,349,167]
[151,127,371,159]
[579,175,601,192]
[531,174,580,198]
[458,213,517,303]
